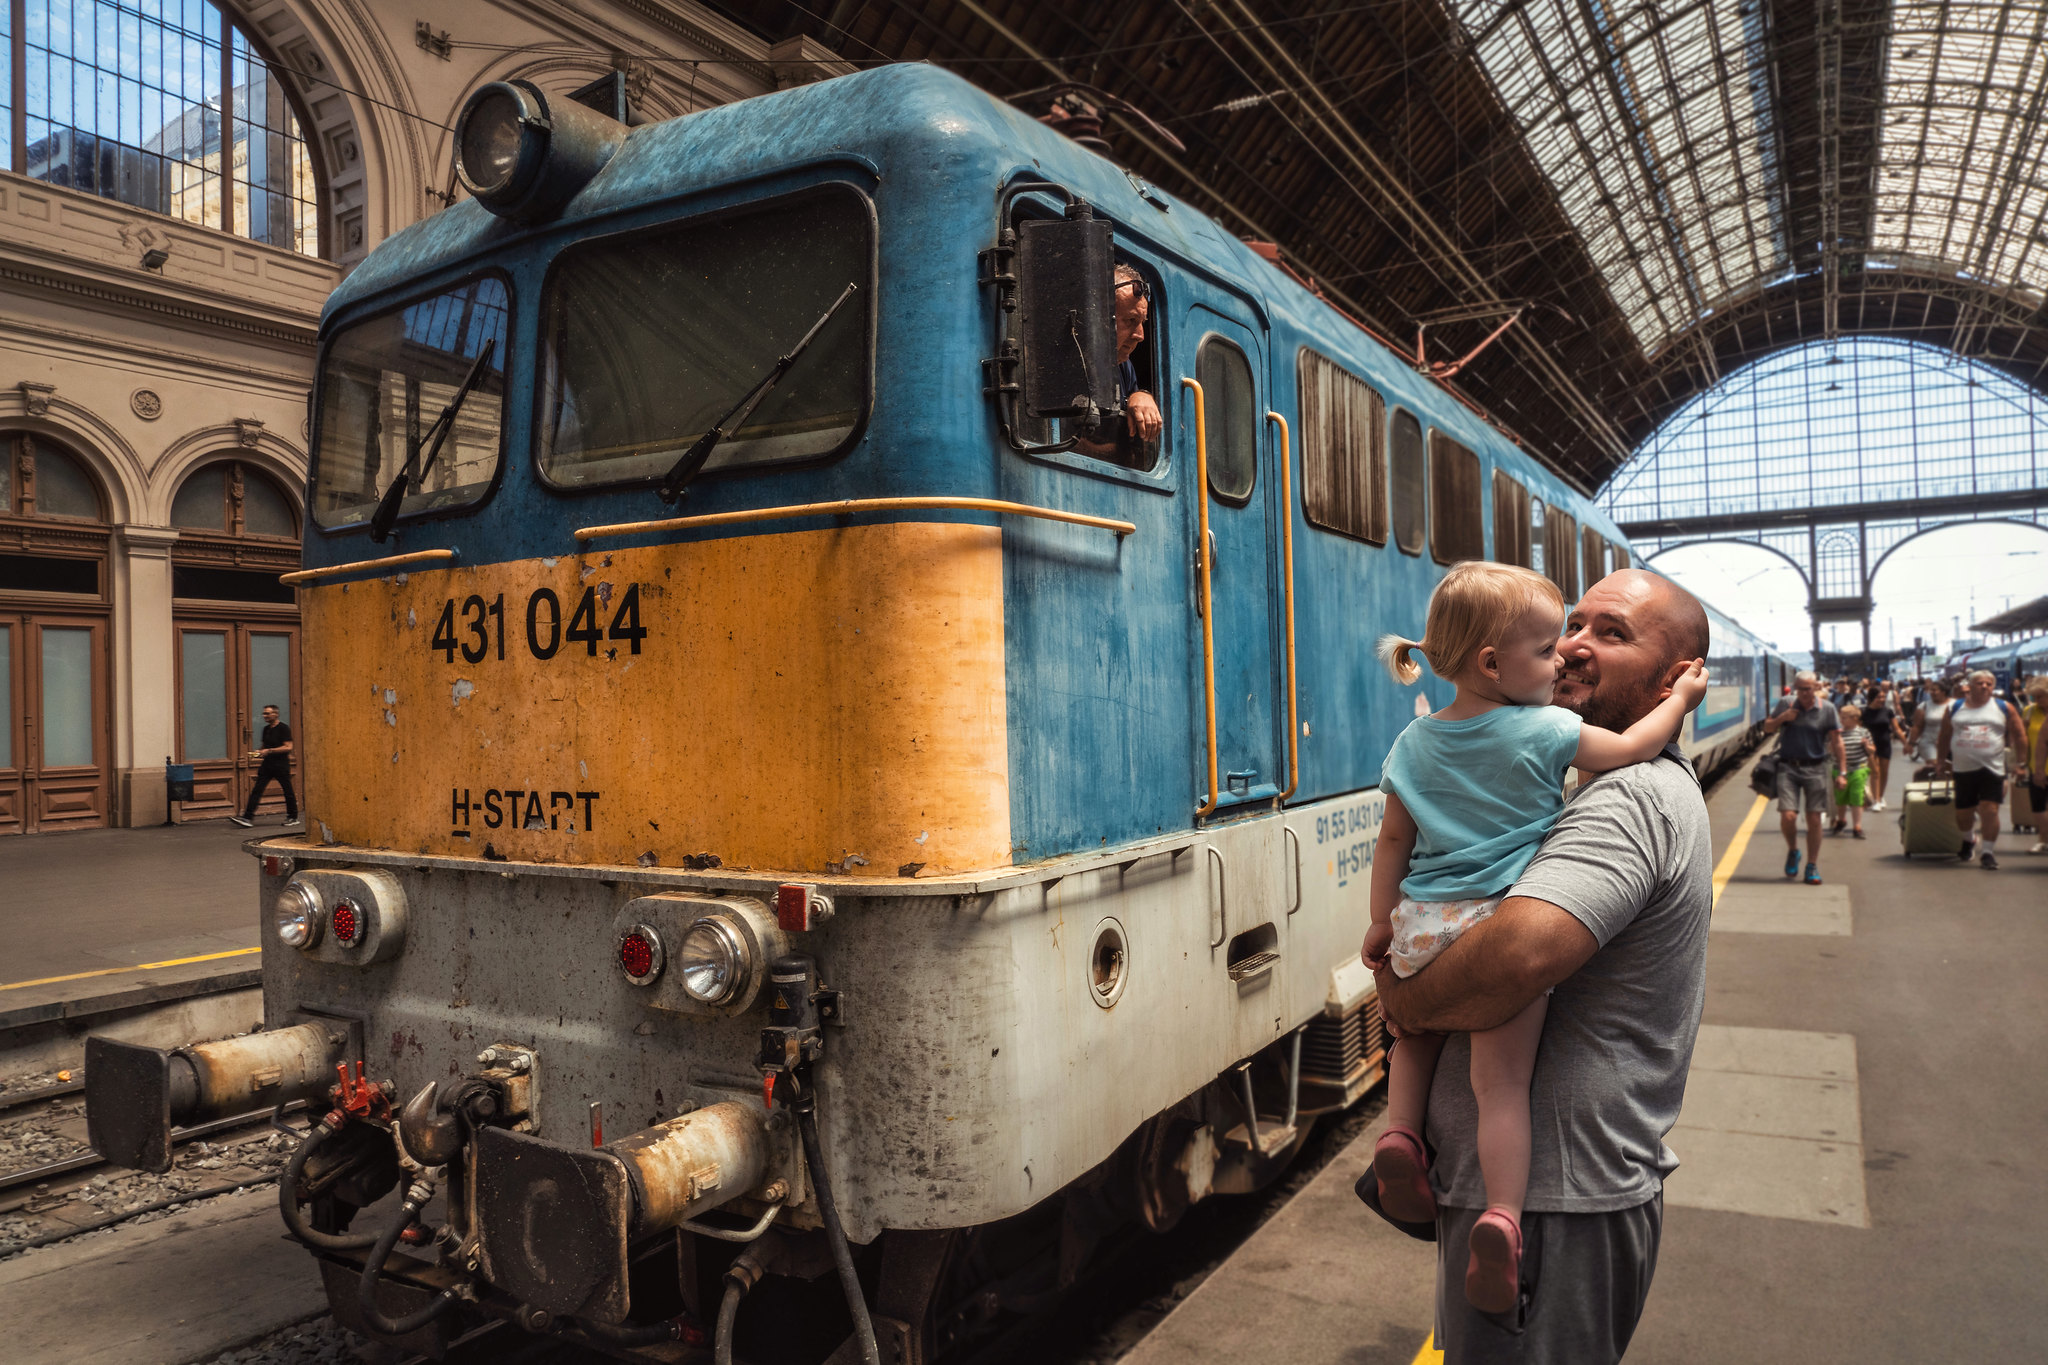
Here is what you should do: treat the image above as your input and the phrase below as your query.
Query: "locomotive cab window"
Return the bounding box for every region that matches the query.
[1197,337,1256,503]
[1035,259,1162,472]
[1427,431,1483,565]
[1491,469,1530,567]
[538,187,874,489]
[1388,408,1425,555]
[1298,349,1386,543]
[312,274,510,532]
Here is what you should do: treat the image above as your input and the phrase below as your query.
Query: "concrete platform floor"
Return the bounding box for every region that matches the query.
[0,820,272,1014]
[1128,758,2048,1364]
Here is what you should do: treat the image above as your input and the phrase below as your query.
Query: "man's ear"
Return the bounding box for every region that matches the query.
[1654,657,1692,698]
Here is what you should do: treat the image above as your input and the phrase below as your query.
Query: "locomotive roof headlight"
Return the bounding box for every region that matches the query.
[675,915,749,1005]
[453,80,627,224]
[274,880,322,950]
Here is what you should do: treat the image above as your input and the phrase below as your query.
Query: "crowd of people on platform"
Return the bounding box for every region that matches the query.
[1766,667,2047,874]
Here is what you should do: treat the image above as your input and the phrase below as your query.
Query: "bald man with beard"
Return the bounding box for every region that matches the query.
[1371,569,1715,1364]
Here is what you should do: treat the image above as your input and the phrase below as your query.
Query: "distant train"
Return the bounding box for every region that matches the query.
[1679,594,1798,776]
[87,65,1780,1362]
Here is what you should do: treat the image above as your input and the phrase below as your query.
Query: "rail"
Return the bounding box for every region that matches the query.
[280,548,457,586]
[1184,376,1220,819]
[575,496,1136,543]
[1268,411,1300,802]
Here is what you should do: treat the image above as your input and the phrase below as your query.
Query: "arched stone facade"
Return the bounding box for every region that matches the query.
[0,0,825,829]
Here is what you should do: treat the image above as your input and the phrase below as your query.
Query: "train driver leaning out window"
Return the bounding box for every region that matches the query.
[1075,263,1163,466]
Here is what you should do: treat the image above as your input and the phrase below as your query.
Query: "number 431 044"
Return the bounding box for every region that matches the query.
[430,584,648,663]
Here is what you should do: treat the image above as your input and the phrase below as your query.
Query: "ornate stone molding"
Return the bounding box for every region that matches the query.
[19,380,55,415]
[235,418,266,448]
[131,389,164,420]
[115,524,182,558]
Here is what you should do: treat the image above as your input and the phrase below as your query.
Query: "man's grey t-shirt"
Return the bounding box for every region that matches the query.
[1424,746,1712,1214]
[1772,699,1840,765]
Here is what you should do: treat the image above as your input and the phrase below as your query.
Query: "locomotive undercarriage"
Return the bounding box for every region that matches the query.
[84,796,1385,1363]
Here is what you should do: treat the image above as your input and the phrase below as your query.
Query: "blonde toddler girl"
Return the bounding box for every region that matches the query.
[1361,561,1706,1312]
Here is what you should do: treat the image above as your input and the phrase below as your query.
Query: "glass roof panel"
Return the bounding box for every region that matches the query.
[1869,1,2048,284]
[1459,0,1788,356]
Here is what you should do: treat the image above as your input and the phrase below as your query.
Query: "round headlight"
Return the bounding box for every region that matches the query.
[675,916,748,1004]
[275,881,321,949]
[458,88,525,196]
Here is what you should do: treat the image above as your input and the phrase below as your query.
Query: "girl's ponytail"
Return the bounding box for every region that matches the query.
[1377,633,1425,686]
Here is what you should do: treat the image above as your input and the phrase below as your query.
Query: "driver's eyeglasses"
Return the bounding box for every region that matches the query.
[1113,278,1151,303]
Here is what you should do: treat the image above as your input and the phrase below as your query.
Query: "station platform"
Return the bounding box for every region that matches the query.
[1127,756,2048,1364]
[0,820,272,1074]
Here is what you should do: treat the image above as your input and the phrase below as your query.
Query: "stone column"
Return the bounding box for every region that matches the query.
[114,525,180,826]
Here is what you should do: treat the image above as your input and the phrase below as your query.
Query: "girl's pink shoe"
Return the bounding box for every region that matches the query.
[1464,1208,1523,1315]
[1372,1124,1437,1223]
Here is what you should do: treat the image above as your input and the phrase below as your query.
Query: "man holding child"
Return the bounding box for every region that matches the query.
[1369,569,1716,1363]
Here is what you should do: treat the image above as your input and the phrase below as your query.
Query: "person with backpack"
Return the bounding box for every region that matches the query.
[1763,671,1846,884]
[1936,669,2028,870]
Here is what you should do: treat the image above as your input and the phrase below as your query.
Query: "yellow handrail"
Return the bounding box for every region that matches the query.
[1184,377,1220,819]
[575,496,1135,543]
[279,548,457,586]
[1268,411,1300,803]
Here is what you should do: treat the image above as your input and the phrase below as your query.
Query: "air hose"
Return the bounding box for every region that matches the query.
[357,1178,460,1336]
[279,1112,377,1251]
[797,1098,881,1365]
[714,1280,746,1365]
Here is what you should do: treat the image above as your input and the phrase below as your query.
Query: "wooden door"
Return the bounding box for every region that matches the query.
[0,620,19,834]
[14,615,111,832]
[175,620,299,819]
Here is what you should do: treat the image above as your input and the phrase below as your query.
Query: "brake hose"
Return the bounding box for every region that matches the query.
[797,1098,881,1365]
[358,1177,460,1336]
[279,1113,377,1251]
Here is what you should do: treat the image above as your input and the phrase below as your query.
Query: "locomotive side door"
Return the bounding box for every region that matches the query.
[1182,305,1284,815]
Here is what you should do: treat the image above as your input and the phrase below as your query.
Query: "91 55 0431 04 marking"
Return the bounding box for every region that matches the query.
[429,584,648,663]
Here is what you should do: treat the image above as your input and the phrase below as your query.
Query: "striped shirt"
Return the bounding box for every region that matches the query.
[1840,726,1872,770]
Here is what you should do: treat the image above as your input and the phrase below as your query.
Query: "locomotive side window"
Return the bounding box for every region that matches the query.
[1542,503,1580,598]
[1427,431,1483,565]
[1388,408,1425,555]
[1582,526,1607,587]
[1040,258,1162,472]
[537,188,873,489]
[1197,337,1256,503]
[312,274,510,531]
[1297,348,1386,543]
[1612,543,1630,571]
[1491,469,1530,567]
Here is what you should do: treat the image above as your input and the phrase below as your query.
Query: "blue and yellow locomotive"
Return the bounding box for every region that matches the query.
[86,64,1719,1361]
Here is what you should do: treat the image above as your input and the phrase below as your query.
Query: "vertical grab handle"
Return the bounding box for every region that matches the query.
[1183,377,1220,819]
[1267,411,1299,803]
[1282,825,1302,916]
[1206,844,1228,948]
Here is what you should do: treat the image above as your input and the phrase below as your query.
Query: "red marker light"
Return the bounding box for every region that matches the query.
[620,931,655,979]
[331,899,362,947]
[617,923,663,985]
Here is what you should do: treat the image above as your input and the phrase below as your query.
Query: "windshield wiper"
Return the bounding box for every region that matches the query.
[655,282,859,506]
[368,336,498,544]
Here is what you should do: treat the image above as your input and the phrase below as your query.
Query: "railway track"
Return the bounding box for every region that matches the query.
[0,1068,301,1256]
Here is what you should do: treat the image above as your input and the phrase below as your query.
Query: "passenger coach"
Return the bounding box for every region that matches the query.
[88,64,1669,1361]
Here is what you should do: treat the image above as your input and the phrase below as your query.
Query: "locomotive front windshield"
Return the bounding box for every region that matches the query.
[311,276,511,530]
[537,188,872,488]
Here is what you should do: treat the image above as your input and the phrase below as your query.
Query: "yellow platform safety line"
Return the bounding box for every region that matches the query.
[1711,794,1772,908]
[0,945,261,993]
[1410,1332,1444,1364]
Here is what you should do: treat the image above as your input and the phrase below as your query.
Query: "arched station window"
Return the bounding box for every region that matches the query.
[168,458,301,823]
[2,2,322,256]
[1,432,112,833]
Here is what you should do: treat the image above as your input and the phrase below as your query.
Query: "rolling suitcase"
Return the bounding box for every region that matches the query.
[2013,778,2040,835]
[1900,779,1964,858]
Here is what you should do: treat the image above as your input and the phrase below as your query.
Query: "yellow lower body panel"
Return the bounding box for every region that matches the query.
[300,521,1010,876]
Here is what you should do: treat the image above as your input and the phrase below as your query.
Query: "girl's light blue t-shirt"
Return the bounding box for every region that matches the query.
[1380,705,1584,901]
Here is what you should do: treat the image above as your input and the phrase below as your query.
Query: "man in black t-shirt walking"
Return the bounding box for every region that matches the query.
[230,704,298,828]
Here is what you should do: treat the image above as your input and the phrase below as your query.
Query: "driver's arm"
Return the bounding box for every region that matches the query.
[1374,895,1597,1034]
